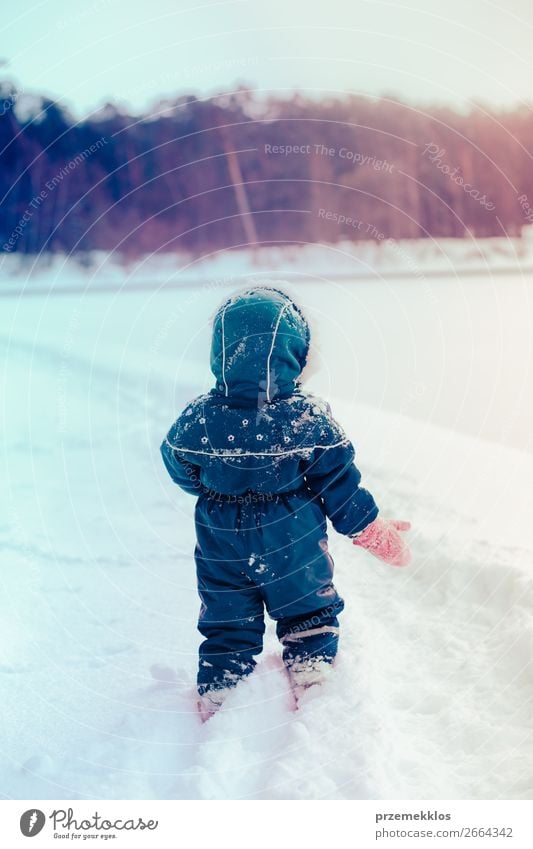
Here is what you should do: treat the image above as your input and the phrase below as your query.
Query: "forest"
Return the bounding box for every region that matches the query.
[1,84,533,257]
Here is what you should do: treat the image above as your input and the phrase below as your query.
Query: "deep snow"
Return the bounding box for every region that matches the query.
[1,250,532,799]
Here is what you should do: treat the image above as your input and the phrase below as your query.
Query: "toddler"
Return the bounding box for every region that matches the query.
[161,286,411,719]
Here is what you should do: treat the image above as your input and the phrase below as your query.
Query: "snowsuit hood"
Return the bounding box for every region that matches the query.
[210,287,310,402]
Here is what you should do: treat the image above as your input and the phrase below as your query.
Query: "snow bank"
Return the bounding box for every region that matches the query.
[2,228,533,293]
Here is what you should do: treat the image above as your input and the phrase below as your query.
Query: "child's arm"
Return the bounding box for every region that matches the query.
[303,441,379,536]
[304,442,411,566]
[160,439,203,496]
[303,413,411,566]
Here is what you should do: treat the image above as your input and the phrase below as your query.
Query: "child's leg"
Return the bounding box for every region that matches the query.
[259,494,345,683]
[195,543,265,697]
[276,601,344,683]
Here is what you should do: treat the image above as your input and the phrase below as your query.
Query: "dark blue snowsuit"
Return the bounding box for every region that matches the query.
[161,287,378,695]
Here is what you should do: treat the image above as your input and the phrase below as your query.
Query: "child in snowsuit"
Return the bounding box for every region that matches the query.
[161,287,411,718]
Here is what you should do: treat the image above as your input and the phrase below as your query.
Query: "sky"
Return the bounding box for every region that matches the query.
[2,0,533,115]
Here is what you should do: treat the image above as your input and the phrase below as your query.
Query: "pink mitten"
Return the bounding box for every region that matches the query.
[352,517,412,567]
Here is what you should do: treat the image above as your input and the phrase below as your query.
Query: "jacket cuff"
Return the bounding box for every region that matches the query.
[345,505,379,537]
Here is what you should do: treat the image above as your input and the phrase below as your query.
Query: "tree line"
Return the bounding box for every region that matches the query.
[1,84,533,258]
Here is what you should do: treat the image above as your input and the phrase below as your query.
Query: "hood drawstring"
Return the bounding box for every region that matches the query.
[219,303,230,397]
[266,301,290,403]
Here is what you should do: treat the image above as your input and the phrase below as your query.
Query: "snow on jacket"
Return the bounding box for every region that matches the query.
[161,286,378,536]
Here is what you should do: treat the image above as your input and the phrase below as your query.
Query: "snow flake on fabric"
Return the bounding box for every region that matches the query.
[226,339,247,368]
[166,391,348,460]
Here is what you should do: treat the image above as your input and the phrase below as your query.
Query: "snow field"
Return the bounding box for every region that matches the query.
[1,258,532,799]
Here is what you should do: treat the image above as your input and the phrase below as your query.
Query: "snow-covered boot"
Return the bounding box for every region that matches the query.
[196,687,232,722]
[285,657,334,705]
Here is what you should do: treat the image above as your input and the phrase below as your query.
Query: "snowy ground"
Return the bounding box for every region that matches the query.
[1,249,532,799]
